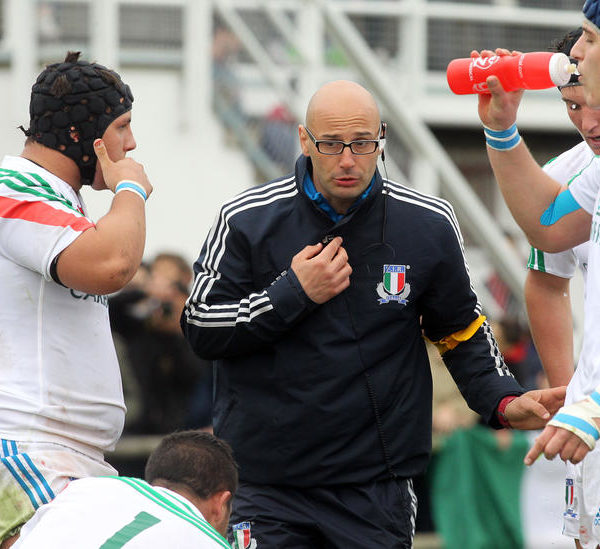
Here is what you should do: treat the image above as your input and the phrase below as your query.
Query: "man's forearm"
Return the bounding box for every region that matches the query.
[488,142,561,243]
[487,142,591,251]
[57,191,146,295]
[524,271,574,387]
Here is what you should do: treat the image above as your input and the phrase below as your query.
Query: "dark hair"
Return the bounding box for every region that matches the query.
[144,430,238,500]
[551,27,583,56]
[151,252,193,293]
[152,252,192,278]
[499,315,527,346]
[550,28,583,89]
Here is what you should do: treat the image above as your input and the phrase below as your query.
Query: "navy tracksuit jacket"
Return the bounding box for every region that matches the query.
[182,155,523,487]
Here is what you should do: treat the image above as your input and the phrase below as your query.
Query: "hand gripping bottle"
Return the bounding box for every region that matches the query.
[446,52,576,95]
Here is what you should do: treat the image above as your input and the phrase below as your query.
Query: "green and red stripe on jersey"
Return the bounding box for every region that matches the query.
[0,196,93,231]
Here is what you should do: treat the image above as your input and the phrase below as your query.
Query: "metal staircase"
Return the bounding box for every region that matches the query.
[211,0,583,329]
[2,0,584,328]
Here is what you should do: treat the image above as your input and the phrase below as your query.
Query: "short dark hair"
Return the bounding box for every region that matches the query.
[551,27,583,56]
[151,252,193,286]
[144,430,238,500]
[551,28,583,89]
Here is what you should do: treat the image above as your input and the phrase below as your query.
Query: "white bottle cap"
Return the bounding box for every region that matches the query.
[549,52,575,87]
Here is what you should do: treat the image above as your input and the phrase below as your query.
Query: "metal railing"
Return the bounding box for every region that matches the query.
[2,0,584,324]
[210,0,582,312]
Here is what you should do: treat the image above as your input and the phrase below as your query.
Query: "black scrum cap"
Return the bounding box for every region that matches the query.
[22,51,133,185]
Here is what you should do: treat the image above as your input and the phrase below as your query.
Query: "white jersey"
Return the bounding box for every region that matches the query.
[0,156,125,459]
[525,144,599,547]
[528,141,591,286]
[13,476,230,548]
[568,154,600,404]
[570,152,600,216]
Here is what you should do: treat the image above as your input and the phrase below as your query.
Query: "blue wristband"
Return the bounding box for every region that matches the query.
[483,123,522,151]
[115,180,147,202]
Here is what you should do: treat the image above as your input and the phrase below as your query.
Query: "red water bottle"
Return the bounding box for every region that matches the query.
[446,52,576,95]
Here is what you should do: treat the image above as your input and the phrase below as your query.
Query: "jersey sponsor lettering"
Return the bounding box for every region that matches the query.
[70,290,109,307]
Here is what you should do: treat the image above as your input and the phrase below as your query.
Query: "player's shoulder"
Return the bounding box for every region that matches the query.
[383,178,453,212]
[382,177,459,234]
[63,475,129,495]
[46,476,127,509]
[217,173,298,221]
[225,173,297,205]
[543,141,596,184]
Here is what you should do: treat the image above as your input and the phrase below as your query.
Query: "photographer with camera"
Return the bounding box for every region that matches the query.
[110,253,213,436]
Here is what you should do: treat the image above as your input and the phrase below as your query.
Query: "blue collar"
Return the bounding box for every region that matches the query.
[303,172,375,222]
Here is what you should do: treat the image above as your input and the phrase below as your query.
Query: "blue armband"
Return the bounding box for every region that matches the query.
[539,189,581,226]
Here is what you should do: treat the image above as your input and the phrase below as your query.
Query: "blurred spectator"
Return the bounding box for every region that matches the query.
[493,316,544,391]
[485,232,528,319]
[429,342,478,436]
[485,270,518,315]
[212,23,243,121]
[212,23,242,66]
[416,342,478,536]
[429,318,552,548]
[428,331,530,549]
[109,262,150,429]
[259,104,299,173]
[110,252,213,435]
[431,423,529,549]
[38,2,60,42]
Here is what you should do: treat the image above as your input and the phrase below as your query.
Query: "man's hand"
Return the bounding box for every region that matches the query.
[93,138,152,197]
[504,386,566,430]
[524,424,597,466]
[524,390,600,465]
[473,48,525,131]
[291,237,352,304]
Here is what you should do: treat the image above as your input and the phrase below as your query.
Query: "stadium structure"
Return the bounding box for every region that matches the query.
[0,2,585,547]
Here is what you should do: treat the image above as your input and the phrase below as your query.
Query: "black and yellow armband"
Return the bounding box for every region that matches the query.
[431,315,487,355]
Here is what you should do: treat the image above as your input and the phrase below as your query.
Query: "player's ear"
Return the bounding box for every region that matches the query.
[212,490,232,523]
[299,125,311,157]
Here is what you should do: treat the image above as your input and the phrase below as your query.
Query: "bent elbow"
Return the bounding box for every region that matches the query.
[181,318,228,360]
[104,264,139,294]
[86,256,141,295]
[528,235,571,254]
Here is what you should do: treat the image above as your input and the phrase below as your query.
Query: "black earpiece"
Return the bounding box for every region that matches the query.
[380,122,386,162]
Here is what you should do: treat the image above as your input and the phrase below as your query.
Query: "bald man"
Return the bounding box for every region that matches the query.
[182,80,565,548]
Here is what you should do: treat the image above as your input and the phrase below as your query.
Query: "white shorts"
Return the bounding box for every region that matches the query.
[563,446,600,548]
[0,439,117,543]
